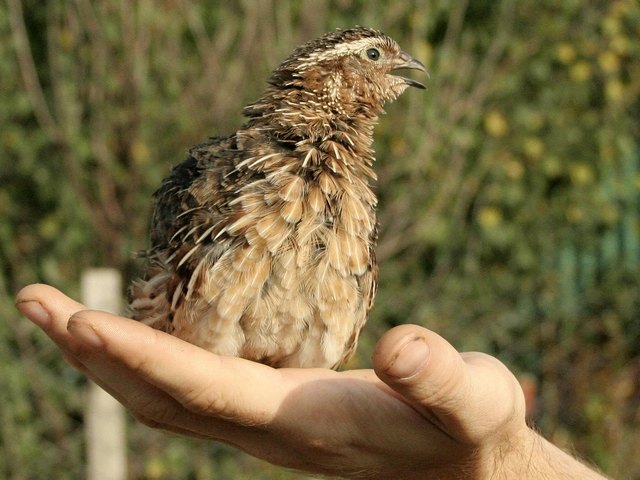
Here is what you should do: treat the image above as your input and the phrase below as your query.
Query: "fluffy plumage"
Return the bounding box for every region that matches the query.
[129,27,427,368]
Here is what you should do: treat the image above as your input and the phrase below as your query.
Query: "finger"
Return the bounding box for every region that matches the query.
[66,308,290,428]
[15,285,221,434]
[16,283,89,354]
[372,324,525,444]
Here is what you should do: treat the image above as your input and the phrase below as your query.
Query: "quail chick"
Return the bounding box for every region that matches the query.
[129,27,427,369]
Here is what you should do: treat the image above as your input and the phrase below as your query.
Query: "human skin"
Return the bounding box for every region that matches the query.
[16,284,606,479]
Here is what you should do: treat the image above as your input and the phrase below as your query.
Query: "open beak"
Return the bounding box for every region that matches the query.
[392,51,429,89]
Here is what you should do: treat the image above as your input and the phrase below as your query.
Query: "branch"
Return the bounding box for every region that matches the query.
[7,0,62,143]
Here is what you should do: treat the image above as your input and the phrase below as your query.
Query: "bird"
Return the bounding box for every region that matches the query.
[129,27,427,369]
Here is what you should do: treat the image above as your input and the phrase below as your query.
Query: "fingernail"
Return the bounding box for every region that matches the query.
[67,319,103,349]
[16,301,51,329]
[385,336,429,379]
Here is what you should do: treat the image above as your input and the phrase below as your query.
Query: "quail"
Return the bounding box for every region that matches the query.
[129,27,427,369]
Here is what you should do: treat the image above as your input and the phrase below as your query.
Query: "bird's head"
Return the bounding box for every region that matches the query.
[268,27,428,116]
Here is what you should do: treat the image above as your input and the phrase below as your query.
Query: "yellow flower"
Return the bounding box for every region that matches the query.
[478,206,503,228]
[569,163,595,186]
[556,43,576,64]
[504,160,524,180]
[523,137,545,160]
[131,139,151,165]
[605,80,624,102]
[484,110,509,138]
[602,15,621,37]
[610,35,630,55]
[598,51,620,73]
[570,61,592,82]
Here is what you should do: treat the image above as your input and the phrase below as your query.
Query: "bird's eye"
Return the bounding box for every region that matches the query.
[366,48,380,61]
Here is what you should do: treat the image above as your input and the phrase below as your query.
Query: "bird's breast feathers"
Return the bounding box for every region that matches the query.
[131,138,378,368]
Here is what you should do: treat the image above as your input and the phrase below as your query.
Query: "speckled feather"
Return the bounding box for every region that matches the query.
[129,27,426,368]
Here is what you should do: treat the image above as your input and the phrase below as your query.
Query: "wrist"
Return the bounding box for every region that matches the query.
[489,426,607,480]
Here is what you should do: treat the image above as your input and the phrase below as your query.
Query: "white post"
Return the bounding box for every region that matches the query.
[81,268,127,480]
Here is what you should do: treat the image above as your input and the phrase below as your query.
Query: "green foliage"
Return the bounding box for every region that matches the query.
[1,1,638,478]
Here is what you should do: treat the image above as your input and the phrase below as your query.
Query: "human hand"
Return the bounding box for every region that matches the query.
[16,284,604,479]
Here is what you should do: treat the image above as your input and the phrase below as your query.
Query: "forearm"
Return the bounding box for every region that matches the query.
[340,428,607,480]
[496,428,607,480]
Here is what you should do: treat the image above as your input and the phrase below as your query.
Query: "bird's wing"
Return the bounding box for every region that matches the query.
[130,135,248,322]
[339,230,379,366]
[150,136,234,250]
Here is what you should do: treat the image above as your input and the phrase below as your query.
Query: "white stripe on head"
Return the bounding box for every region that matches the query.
[297,36,397,71]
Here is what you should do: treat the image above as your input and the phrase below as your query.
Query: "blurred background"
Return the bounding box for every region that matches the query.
[1,0,639,478]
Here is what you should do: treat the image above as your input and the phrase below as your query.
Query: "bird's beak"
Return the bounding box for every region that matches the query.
[392,51,429,89]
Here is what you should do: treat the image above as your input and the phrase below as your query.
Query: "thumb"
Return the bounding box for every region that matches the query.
[372,324,524,444]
